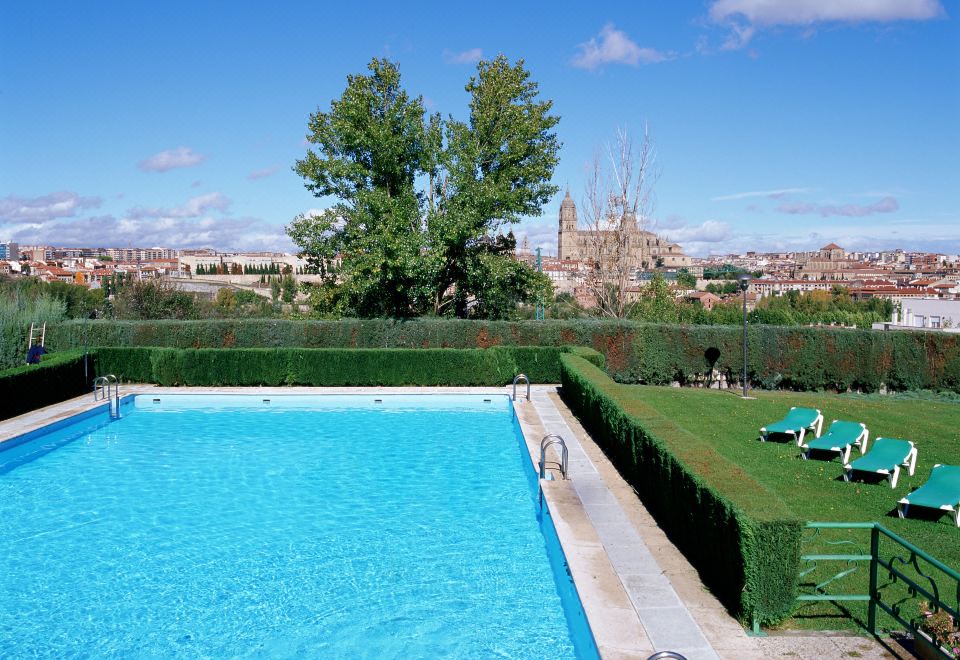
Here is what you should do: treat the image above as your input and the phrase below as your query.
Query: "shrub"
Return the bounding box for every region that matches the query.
[90,346,602,387]
[47,319,960,393]
[559,353,802,624]
[0,351,93,421]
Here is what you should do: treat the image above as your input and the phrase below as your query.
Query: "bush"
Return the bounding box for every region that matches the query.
[47,319,960,393]
[92,346,602,387]
[559,353,802,624]
[0,351,93,421]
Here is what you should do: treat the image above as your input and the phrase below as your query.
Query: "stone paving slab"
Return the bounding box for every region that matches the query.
[755,633,904,658]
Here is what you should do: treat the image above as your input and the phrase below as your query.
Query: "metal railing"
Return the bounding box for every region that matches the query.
[539,434,569,481]
[512,373,530,401]
[783,521,960,653]
[537,434,569,510]
[93,374,121,419]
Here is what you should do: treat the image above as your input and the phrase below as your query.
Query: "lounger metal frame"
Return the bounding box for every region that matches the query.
[842,439,917,489]
[897,464,960,527]
[801,420,869,464]
[759,406,823,445]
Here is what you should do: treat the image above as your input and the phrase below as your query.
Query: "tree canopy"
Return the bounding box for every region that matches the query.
[287,55,556,319]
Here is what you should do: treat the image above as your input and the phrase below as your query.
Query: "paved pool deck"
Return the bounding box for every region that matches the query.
[0,385,904,659]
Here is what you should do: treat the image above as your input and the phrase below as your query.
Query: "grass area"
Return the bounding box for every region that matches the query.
[614,384,960,631]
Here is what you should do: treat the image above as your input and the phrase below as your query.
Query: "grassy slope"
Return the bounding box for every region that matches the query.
[614,384,960,630]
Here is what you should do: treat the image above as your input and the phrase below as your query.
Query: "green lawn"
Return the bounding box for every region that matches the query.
[614,384,960,631]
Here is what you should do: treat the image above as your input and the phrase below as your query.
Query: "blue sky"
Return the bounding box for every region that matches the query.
[1,1,957,256]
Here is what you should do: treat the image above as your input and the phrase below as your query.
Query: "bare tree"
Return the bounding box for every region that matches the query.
[581,126,659,318]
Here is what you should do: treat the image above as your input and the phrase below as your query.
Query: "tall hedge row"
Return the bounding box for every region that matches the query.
[0,351,93,421]
[93,346,604,387]
[47,319,960,392]
[559,353,802,624]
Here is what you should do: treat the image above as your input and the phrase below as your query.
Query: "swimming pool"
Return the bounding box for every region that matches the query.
[0,394,597,658]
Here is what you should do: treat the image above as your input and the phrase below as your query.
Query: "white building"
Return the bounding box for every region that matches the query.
[873,299,960,332]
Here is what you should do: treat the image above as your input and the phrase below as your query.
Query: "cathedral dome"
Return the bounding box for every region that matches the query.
[560,189,575,209]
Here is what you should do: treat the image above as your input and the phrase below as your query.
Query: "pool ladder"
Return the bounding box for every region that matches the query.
[538,434,569,509]
[512,374,530,401]
[93,374,121,419]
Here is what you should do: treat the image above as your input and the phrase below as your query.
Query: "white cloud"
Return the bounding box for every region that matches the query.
[777,196,899,217]
[664,220,732,244]
[712,187,811,201]
[0,191,102,223]
[8,213,293,252]
[571,24,671,70]
[513,218,559,256]
[443,48,483,64]
[138,146,206,172]
[709,0,945,48]
[128,193,232,220]
[248,166,280,181]
[679,218,960,257]
[652,214,687,230]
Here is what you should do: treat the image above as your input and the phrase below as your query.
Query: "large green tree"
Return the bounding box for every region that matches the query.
[424,55,559,316]
[288,58,432,317]
[287,55,557,319]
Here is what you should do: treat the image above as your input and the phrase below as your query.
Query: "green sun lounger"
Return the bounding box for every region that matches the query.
[898,464,960,527]
[842,438,917,488]
[760,407,823,445]
[800,420,868,463]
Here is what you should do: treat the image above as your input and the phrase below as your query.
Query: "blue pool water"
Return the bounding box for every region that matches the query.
[0,395,596,658]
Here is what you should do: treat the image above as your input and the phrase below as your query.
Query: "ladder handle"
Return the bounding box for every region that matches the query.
[512,374,531,401]
[539,434,569,480]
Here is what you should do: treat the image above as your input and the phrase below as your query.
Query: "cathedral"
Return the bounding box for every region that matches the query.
[556,190,691,270]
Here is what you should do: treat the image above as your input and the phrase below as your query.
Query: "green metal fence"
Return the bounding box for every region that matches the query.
[791,522,959,657]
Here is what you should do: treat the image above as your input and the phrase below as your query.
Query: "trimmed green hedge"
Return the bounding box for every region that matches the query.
[94,346,605,387]
[47,319,960,392]
[0,351,93,421]
[559,353,802,624]
[0,345,602,419]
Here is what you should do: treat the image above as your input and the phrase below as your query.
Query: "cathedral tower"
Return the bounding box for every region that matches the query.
[557,189,577,260]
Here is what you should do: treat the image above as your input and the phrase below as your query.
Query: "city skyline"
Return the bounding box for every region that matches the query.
[1,1,957,257]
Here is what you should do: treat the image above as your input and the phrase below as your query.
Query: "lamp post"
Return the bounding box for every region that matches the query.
[737,273,751,398]
[535,247,544,320]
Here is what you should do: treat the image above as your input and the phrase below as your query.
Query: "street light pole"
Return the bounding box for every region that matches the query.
[535,247,544,321]
[738,273,751,398]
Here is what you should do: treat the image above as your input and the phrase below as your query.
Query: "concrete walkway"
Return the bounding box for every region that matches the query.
[529,388,730,660]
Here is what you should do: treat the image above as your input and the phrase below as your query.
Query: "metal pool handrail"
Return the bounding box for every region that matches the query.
[93,374,121,419]
[539,434,568,481]
[512,374,530,401]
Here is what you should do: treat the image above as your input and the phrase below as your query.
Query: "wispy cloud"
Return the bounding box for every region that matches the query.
[712,187,811,201]
[571,24,671,70]
[9,214,293,252]
[0,191,102,224]
[127,193,232,220]
[663,220,732,243]
[513,218,559,256]
[676,218,960,257]
[709,0,945,49]
[248,166,280,181]
[138,146,206,172]
[443,48,483,64]
[777,196,899,217]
